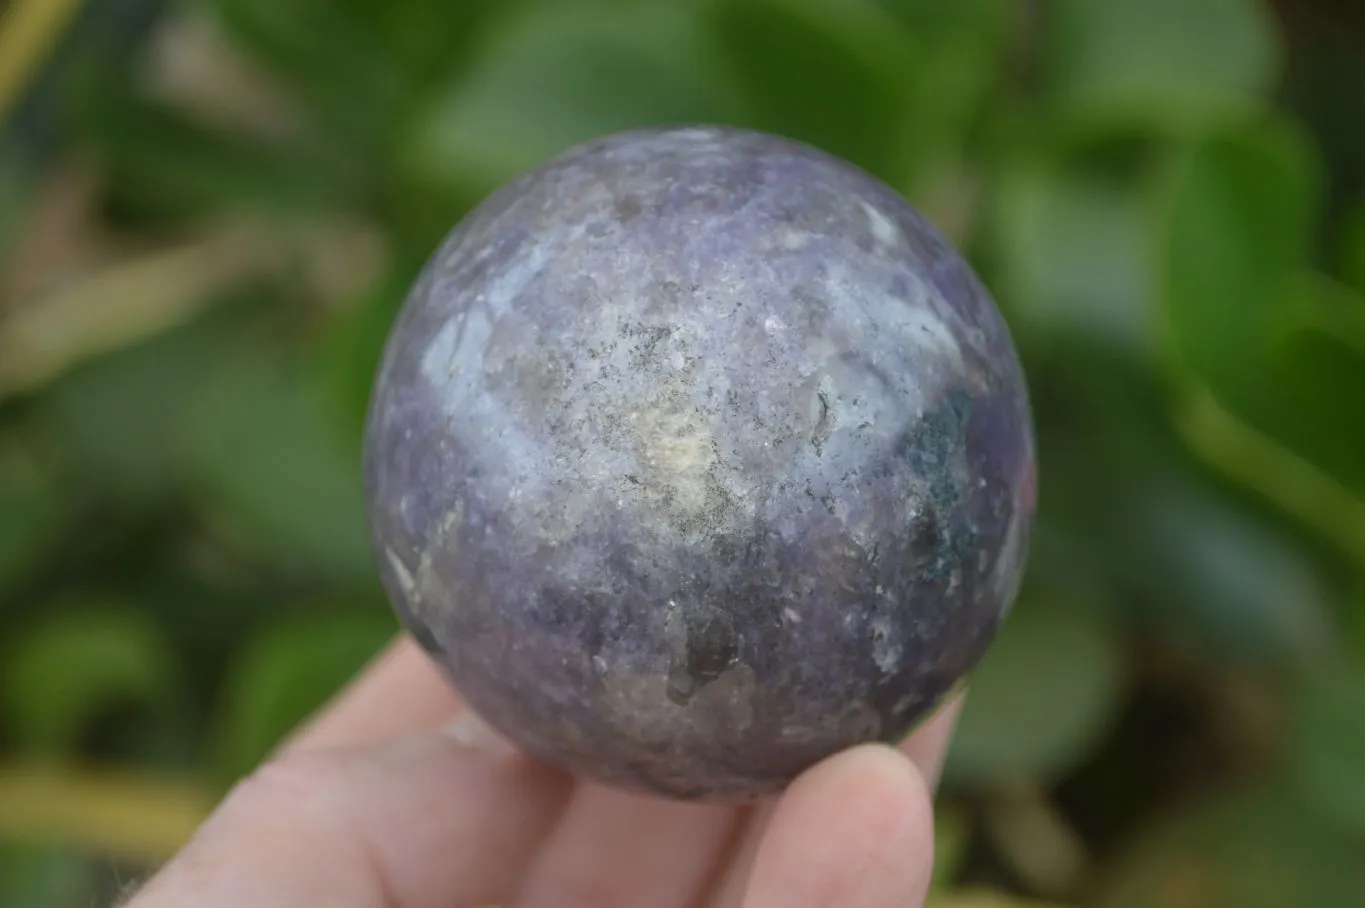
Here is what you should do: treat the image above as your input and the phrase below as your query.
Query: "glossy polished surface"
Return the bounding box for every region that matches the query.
[363,126,1036,800]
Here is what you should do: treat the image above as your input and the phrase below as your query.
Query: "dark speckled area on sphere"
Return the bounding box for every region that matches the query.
[363,125,1036,801]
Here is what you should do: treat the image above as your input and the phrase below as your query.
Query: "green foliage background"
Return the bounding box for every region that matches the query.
[1,0,1364,904]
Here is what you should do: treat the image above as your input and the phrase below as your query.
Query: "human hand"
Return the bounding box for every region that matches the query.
[125,634,960,908]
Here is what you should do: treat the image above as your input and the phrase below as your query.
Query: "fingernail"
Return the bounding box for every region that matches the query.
[442,712,517,758]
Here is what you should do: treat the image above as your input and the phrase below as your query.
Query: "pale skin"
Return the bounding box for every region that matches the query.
[126,634,963,908]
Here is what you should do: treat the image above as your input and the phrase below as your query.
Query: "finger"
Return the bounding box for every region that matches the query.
[709,694,961,907]
[901,690,964,792]
[700,801,778,908]
[280,634,464,754]
[128,714,572,908]
[739,744,935,908]
[510,783,740,908]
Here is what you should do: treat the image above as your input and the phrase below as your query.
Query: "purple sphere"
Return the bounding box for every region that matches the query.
[363,126,1035,801]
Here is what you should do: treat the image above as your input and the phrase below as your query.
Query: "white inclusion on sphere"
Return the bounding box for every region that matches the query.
[385,547,417,598]
[860,199,901,247]
[871,615,902,674]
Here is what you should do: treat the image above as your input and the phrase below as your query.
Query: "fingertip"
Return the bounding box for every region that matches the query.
[795,742,921,798]
[798,743,935,854]
[742,743,935,908]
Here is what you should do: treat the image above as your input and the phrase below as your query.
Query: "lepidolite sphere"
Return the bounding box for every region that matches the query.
[363,126,1035,800]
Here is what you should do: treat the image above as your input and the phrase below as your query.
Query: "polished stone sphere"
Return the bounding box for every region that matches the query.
[363,125,1036,801]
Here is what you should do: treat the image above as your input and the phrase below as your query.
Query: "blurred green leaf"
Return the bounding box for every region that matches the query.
[897,16,1007,199]
[44,307,270,502]
[1290,667,1365,840]
[1155,122,1365,509]
[312,268,410,445]
[1099,788,1365,908]
[1252,329,1365,503]
[408,2,730,195]
[1288,272,1365,366]
[211,612,396,783]
[1121,473,1338,666]
[1235,277,1365,501]
[325,0,504,93]
[874,0,1005,40]
[69,71,354,220]
[203,0,407,146]
[182,348,375,583]
[1158,118,1320,390]
[1174,386,1365,570]
[1157,119,1365,515]
[945,599,1123,784]
[0,433,63,593]
[1352,593,1365,663]
[996,167,1154,355]
[0,844,96,908]
[0,602,179,756]
[703,0,921,181]
[873,0,1008,147]
[1343,203,1365,296]
[1043,0,1278,136]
